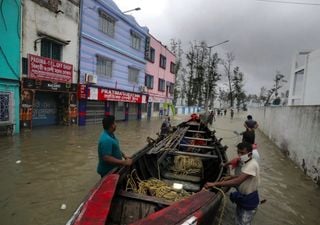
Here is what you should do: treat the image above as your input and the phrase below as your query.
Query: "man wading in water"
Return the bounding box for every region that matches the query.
[205,142,260,225]
[97,115,132,177]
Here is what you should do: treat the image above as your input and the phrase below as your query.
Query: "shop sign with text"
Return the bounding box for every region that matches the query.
[28,54,73,83]
[98,88,142,103]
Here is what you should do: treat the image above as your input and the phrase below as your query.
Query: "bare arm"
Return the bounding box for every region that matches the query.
[205,173,251,188]
[103,155,132,166]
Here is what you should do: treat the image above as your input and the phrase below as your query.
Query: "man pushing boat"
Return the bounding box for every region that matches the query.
[97,115,133,177]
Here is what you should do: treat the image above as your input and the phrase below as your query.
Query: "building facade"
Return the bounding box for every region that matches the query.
[0,0,21,134]
[21,0,80,129]
[288,49,320,106]
[78,0,149,125]
[145,35,175,118]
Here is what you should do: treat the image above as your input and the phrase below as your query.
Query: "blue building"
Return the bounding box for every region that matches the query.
[0,0,21,134]
[79,0,149,125]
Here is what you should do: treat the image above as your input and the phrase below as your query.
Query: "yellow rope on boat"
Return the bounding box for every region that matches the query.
[126,169,191,202]
[212,186,227,225]
[171,155,203,175]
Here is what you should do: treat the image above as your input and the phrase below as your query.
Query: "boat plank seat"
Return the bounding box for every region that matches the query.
[169,151,218,159]
[162,171,201,183]
[184,137,213,141]
[118,190,172,206]
[187,130,206,134]
[179,144,215,150]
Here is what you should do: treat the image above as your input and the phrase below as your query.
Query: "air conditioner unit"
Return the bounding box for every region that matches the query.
[85,73,97,84]
[139,85,147,93]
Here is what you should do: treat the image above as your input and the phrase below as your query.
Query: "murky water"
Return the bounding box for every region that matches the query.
[0,114,319,225]
[212,114,320,225]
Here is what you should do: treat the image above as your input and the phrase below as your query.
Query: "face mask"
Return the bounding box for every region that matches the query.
[240,153,251,163]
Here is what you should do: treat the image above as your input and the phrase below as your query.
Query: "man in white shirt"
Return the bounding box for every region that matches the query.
[205,142,260,225]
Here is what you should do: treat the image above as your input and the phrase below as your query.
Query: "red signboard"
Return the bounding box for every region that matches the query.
[98,88,142,103]
[79,84,87,99]
[28,54,73,83]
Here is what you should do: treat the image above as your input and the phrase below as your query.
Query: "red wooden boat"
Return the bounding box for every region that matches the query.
[67,115,229,225]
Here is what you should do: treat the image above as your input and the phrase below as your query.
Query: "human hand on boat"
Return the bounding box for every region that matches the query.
[220,176,232,181]
[123,158,133,166]
[204,182,217,189]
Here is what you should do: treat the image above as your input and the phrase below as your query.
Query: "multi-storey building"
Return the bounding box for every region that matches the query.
[78,0,149,125]
[288,49,320,106]
[0,0,21,134]
[145,35,175,118]
[20,0,80,129]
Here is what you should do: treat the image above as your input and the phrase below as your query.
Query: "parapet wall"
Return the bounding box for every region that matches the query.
[249,106,320,184]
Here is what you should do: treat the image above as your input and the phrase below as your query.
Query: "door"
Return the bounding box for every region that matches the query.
[32,92,59,127]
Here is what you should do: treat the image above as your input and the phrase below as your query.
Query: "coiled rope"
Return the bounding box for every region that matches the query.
[171,155,203,175]
[126,169,191,202]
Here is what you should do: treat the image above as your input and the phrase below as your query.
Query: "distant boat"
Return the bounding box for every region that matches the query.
[67,114,230,225]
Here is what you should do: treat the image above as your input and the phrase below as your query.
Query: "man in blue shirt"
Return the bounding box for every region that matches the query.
[97,115,132,177]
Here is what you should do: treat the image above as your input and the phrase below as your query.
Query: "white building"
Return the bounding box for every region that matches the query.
[288,49,320,106]
[21,0,80,128]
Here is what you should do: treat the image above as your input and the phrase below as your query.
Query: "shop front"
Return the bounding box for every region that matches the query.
[21,54,77,129]
[147,96,174,118]
[78,85,147,126]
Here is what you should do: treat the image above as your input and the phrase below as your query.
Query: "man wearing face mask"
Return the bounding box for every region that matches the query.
[97,115,133,177]
[205,142,260,225]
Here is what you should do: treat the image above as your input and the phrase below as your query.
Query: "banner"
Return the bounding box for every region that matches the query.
[20,89,34,129]
[28,54,73,83]
[98,88,142,103]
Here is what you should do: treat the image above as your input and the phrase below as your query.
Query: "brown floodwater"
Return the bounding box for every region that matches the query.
[0,114,319,225]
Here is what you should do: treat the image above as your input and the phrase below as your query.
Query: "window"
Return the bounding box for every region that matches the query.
[41,39,62,60]
[0,92,11,123]
[293,69,304,96]
[22,57,28,75]
[146,47,155,63]
[170,62,176,74]
[158,78,165,91]
[153,103,160,111]
[128,67,139,83]
[159,54,166,69]
[96,55,113,77]
[99,10,115,37]
[145,74,154,89]
[131,32,141,50]
[169,83,175,94]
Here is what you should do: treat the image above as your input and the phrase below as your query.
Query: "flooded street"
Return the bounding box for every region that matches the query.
[1,114,320,225]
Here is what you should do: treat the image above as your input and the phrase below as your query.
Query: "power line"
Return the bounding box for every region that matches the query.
[256,0,320,6]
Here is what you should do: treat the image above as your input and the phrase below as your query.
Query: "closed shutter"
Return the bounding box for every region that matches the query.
[86,100,105,125]
[128,103,138,120]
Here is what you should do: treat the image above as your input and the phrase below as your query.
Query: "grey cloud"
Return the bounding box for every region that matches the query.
[116,0,320,94]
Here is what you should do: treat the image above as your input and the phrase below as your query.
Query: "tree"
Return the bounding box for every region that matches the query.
[264,72,287,106]
[170,39,183,105]
[221,52,235,108]
[232,66,246,111]
[186,43,197,106]
[207,53,221,109]
[179,68,188,105]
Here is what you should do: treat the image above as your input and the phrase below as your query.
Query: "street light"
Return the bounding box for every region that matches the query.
[195,40,229,113]
[122,7,141,13]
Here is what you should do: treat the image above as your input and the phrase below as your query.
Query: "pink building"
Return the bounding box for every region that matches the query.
[144,35,176,118]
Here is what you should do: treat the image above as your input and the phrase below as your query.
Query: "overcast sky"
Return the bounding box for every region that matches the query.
[114,0,320,94]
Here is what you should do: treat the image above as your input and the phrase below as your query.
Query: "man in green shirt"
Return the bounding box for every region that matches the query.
[97,115,132,177]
